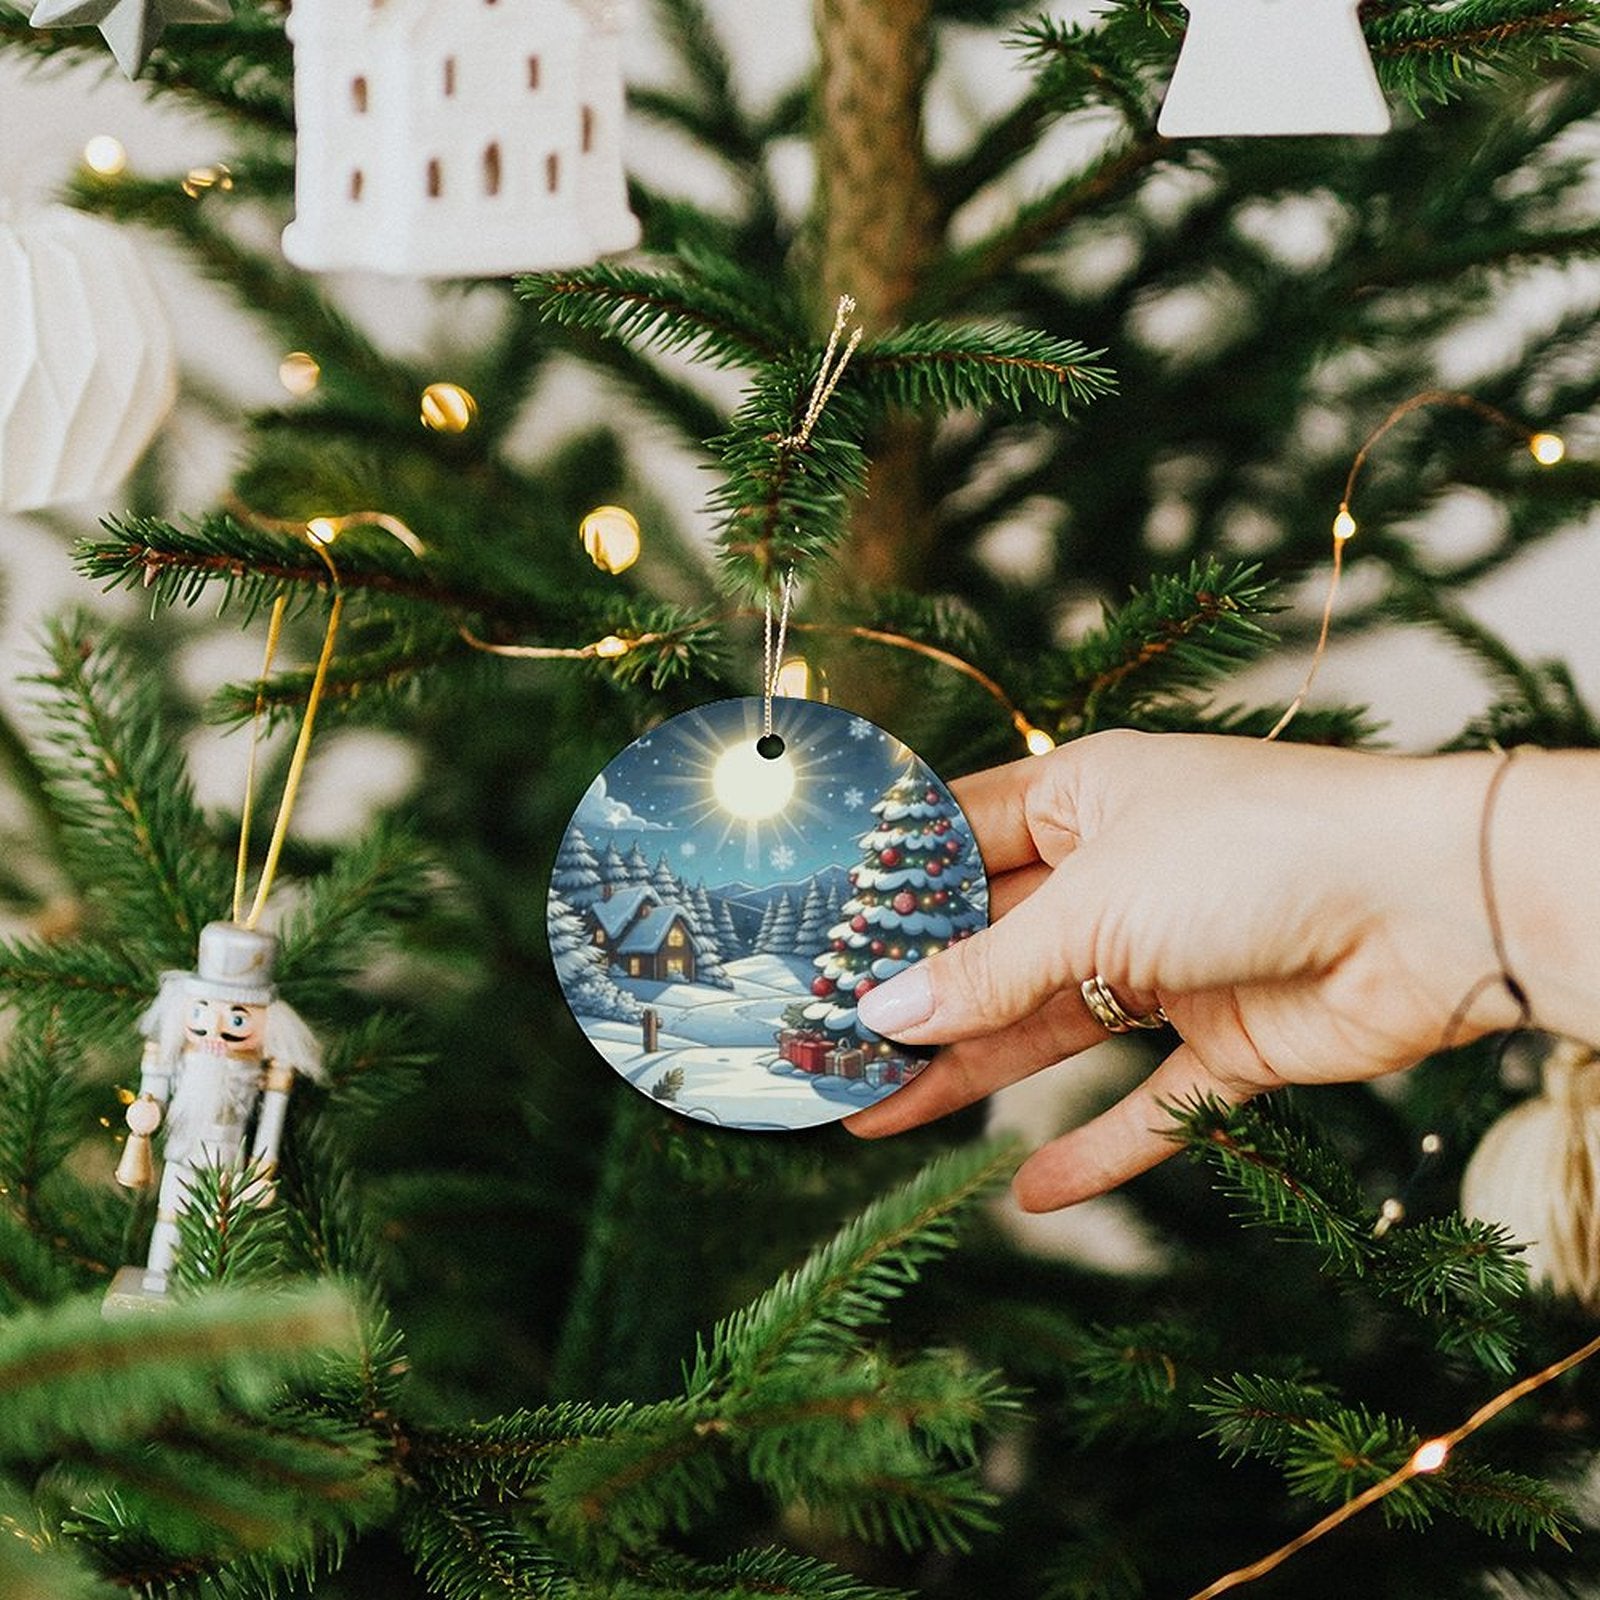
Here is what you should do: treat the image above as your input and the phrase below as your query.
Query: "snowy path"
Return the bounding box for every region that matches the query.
[577,954,896,1130]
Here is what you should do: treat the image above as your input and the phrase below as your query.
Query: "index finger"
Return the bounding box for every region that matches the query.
[951,750,1069,877]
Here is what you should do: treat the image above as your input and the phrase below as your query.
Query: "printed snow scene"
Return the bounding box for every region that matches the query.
[549,696,989,1131]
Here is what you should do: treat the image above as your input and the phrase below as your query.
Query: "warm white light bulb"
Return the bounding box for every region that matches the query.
[1023,725,1055,756]
[1411,1439,1450,1474]
[1333,508,1358,541]
[1529,432,1566,467]
[580,505,642,574]
[712,741,796,819]
[83,135,127,176]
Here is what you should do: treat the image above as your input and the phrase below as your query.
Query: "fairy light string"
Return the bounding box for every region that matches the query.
[1187,1326,1600,1600]
[225,390,1568,770]
[1266,390,1566,742]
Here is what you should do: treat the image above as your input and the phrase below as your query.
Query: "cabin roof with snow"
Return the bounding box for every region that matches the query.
[592,886,657,940]
[614,904,697,957]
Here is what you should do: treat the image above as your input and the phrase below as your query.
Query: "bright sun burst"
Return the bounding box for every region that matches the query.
[711,741,797,820]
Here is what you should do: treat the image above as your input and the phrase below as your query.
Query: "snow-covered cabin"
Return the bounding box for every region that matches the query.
[591,885,703,983]
[282,0,642,276]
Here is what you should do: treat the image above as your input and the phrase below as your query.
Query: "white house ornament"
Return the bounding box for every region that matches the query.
[1460,1040,1600,1310]
[28,0,229,77]
[106,922,325,1306]
[1157,0,1391,138]
[282,0,641,277]
[549,697,988,1132]
[0,204,178,513]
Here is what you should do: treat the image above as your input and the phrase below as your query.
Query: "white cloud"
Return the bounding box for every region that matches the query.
[574,774,671,832]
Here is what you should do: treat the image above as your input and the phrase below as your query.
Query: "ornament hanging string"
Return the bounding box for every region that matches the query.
[234,531,345,929]
[762,566,797,742]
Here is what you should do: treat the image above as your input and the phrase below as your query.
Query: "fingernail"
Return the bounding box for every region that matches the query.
[857,966,933,1036]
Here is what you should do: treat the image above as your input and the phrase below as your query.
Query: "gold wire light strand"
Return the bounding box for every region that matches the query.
[1187,1328,1600,1600]
[1266,390,1562,743]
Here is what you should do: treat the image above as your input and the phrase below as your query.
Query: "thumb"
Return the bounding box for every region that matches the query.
[856,858,1102,1045]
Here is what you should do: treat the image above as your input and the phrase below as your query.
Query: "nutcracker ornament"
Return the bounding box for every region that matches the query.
[107,921,324,1305]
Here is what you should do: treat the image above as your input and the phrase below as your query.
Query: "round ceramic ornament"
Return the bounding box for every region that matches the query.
[549,697,988,1131]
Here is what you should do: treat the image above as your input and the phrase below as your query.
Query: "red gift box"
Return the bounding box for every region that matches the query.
[784,1036,832,1073]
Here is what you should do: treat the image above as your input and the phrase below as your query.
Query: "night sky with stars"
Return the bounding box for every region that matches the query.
[570,696,972,889]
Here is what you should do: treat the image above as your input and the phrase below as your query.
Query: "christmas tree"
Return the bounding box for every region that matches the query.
[0,2,1598,1598]
[793,771,986,1064]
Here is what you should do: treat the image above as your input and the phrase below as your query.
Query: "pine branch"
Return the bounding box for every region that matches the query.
[1035,561,1280,738]
[0,937,155,1032]
[64,174,412,416]
[1198,1373,1577,1547]
[274,822,440,1002]
[520,259,796,371]
[852,324,1116,419]
[0,1482,110,1600]
[926,134,1172,310]
[171,1167,294,1295]
[708,359,870,595]
[1167,1095,1374,1275]
[0,1284,359,1459]
[692,1140,1019,1386]
[1173,1098,1532,1370]
[28,620,226,957]
[1369,0,1600,108]
[403,1498,570,1600]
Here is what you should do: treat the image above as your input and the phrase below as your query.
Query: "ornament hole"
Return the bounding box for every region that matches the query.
[756,733,785,761]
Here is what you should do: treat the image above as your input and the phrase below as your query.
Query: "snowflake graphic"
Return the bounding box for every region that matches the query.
[679,841,698,858]
[843,787,865,811]
[848,717,875,741]
[770,844,797,873]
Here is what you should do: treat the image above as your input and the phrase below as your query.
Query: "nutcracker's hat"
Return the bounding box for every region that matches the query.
[186,921,279,1006]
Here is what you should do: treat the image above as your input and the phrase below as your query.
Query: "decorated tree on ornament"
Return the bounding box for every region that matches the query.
[789,771,985,1061]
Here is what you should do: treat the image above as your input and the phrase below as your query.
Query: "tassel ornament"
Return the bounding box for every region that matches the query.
[1461,1040,1600,1308]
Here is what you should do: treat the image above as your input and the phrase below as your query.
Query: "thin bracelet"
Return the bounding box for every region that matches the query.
[1439,747,1534,1051]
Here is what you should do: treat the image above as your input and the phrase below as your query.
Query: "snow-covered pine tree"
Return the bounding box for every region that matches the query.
[715,897,744,960]
[794,877,831,957]
[757,891,798,955]
[549,889,644,1023]
[598,840,629,892]
[688,880,733,989]
[651,852,681,902]
[623,842,652,885]
[552,825,604,909]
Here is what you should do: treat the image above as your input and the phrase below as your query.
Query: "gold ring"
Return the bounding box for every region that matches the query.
[1080,974,1167,1033]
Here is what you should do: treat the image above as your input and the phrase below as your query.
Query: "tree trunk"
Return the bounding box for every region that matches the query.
[815,0,940,592]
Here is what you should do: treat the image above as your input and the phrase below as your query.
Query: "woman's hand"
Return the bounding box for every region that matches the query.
[844,731,1527,1210]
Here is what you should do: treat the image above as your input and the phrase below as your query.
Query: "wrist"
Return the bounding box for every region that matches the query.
[1486,749,1600,1047]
